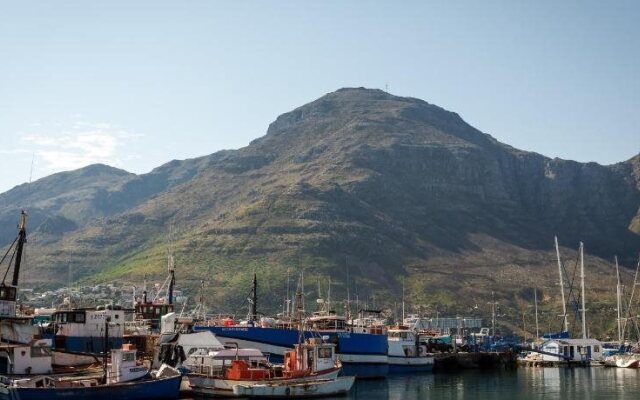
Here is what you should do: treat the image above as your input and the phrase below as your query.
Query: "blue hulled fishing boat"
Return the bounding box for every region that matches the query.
[195,275,388,378]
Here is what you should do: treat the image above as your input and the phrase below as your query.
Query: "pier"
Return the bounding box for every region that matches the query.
[433,352,517,372]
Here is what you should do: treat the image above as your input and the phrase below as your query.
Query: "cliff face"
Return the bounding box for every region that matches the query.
[1,88,638,334]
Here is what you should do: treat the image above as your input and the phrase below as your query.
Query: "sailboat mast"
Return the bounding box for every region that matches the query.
[616,256,622,344]
[555,236,569,332]
[580,242,587,339]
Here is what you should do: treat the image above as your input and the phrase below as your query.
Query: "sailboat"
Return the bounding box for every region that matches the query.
[525,240,604,366]
[604,255,640,368]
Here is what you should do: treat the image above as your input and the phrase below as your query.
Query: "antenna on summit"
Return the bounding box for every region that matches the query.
[385,82,389,92]
[29,153,35,185]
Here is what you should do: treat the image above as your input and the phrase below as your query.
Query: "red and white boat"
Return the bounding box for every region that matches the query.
[186,339,342,397]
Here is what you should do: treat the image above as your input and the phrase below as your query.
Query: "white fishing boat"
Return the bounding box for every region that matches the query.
[232,376,355,398]
[386,325,434,373]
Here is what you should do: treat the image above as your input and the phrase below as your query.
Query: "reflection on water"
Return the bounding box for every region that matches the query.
[323,368,640,400]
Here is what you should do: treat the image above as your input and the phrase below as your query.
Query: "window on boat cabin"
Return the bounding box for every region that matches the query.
[122,352,136,362]
[31,346,52,358]
[594,345,600,353]
[318,347,332,359]
[0,286,16,301]
[155,308,161,315]
[75,312,85,323]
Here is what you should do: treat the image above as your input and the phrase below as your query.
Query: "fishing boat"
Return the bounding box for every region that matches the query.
[187,337,342,396]
[0,330,182,400]
[0,211,40,345]
[386,325,434,373]
[232,376,356,398]
[0,363,182,400]
[195,275,388,378]
[188,285,347,397]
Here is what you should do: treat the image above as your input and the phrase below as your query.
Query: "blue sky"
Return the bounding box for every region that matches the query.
[1,1,638,193]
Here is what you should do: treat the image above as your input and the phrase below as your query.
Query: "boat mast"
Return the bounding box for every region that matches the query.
[580,242,587,339]
[346,257,351,322]
[102,316,111,384]
[616,255,622,344]
[285,268,291,318]
[11,211,28,287]
[250,273,257,323]
[534,288,540,339]
[167,253,175,305]
[402,277,405,324]
[555,236,569,333]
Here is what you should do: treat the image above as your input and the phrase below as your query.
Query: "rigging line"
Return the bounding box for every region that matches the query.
[1,247,17,285]
[621,255,640,339]
[0,236,19,268]
[556,257,577,333]
[565,254,582,327]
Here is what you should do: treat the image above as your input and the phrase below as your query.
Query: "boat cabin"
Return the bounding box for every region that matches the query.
[284,341,337,375]
[0,339,53,375]
[387,327,428,357]
[185,348,268,377]
[388,326,416,341]
[541,338,603,362]
[307,314,346,332]
[108,344,148,383]
[51,307,124,353]
[0,283,18,318]
[349,309,386,334]
[135,302,174,332]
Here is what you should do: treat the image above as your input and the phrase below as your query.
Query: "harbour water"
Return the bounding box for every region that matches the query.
[316,368,640,400]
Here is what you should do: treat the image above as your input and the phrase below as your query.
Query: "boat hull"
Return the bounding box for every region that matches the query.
[195,326,388,378]
[232,376,356,398]
[188,368,340,397]
[387,355,434,373]
[0,374,182,400]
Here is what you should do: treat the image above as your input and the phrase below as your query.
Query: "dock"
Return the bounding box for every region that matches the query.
[433,352,517,372]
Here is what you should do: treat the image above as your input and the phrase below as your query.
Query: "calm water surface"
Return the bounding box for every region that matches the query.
[331,368,640,400]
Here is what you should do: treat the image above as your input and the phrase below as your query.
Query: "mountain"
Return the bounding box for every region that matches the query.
[2,88,639,336]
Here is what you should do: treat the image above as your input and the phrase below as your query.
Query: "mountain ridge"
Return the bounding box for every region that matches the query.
[1,88,639,336]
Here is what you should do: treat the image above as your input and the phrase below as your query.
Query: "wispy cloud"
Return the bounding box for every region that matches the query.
[20,120,144,175]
